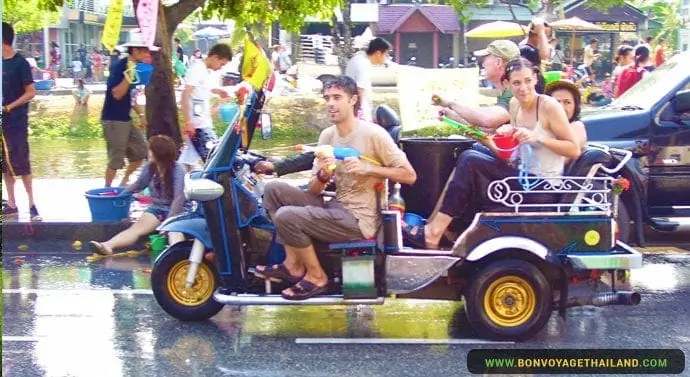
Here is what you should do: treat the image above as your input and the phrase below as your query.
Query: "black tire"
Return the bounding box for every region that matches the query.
[464,259,552,341]
[151,240,224,321]
[617,200,631,243]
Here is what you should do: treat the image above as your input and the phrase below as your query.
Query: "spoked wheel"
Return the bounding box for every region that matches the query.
[151,240,224,321]
[465,259,552,341]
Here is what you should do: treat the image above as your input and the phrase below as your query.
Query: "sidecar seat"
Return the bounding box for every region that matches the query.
[375,105,402,144]
[557,147,612,205]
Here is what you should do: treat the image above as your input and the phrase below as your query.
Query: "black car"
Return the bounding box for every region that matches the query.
[580,52,690,246]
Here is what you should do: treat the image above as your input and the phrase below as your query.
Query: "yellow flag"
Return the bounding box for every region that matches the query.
[241,35,271,90]
[102,0,125,52]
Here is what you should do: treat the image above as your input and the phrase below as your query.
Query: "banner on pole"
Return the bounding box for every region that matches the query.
[102,0,125,52]
[137,0,159,48]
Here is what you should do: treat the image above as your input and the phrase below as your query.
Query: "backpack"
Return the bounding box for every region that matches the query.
[615,66,643,97]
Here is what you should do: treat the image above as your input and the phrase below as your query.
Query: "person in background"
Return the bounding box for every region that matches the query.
[277,45,292,74]
[2,22,41,221]
[550,42,565,72]
[655,38,666,67]
[49,41,60,80]
[642,36,653,52]
[88,135,187,256]
[611,44,634,96]
[519,18,551,93]
[271,45,281,72]
[190,48,202,64]
[583,38,601,75]
[615,44,654,98]
[177,43,234,171]
[71,56,83,84]
[344,37,391,122]
[100,32,160,187]
[91,48,103,82]
[601,73,613,98]
[545,80,587,151]
[71,78,90,132]
[174,38,184,62]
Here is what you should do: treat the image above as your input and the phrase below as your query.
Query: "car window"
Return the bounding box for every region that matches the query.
[614,56,690,109]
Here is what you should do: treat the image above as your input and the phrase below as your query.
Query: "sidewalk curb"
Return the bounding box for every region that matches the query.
[2,221,132,242]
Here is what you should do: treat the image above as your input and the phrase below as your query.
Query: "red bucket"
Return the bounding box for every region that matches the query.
[493,135,519,160]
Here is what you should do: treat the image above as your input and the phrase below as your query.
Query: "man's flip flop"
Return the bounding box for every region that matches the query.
[281,279,328,301]
[88,241,113,256]
[250,264,304,285]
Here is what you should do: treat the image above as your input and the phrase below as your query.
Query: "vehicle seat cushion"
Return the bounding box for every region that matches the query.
[329,239,376,250]
[564,148,611,176]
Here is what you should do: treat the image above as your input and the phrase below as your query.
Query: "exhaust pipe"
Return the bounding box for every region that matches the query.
[565,291,641,308]
[213,291,385,306]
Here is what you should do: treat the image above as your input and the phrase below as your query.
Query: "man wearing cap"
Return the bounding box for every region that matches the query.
[100,32,159,187]
[435,40,519,133]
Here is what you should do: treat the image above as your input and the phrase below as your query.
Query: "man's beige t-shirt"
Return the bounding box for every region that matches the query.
[313,121,409,238]
[584,45,596,67]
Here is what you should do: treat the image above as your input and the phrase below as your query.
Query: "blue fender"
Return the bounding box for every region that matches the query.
[157,216,213,249]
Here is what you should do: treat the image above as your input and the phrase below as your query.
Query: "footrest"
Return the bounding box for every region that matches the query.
[329,239,376,250]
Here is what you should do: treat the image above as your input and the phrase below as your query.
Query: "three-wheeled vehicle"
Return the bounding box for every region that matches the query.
[151,87,643,341]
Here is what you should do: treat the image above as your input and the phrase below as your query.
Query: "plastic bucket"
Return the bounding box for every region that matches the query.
[404,212,425,227]
[219,103,239,123]
[149,234,167,264]
[493,135,519,160]
[135,63,154,85]
[543,71,562,85]
[84,187,133,222]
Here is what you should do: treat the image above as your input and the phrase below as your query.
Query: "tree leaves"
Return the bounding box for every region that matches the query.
[3,0,60,34]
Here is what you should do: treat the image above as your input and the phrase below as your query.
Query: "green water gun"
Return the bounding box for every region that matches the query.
[441,116,488,141]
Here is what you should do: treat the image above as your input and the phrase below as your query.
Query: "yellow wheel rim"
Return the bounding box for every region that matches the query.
[483,276,536,328]
[166,260,215,306]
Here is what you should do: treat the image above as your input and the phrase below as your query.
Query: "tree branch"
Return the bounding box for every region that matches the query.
[164,0,204,33]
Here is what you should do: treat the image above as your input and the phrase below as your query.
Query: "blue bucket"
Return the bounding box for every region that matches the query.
[219,103,239,123]
[84,187,133,222]
[404,212,425,227]
[135,63,154,86]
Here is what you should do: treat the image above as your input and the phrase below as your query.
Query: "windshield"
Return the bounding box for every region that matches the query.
[613,54,690,109]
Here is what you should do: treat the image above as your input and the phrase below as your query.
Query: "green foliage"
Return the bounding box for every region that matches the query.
[637,0,686,50]
[2,0,60,34]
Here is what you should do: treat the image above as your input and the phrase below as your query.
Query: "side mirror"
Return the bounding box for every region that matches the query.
[260,112,272,140]
[673,89,690,114]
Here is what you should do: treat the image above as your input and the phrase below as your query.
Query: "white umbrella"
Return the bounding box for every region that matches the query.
[193,27,230,39]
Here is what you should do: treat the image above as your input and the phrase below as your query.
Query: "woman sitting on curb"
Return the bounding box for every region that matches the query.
[89,135,186,255]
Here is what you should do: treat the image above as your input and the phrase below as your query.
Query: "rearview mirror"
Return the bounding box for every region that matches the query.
[674,89,690,114]
[260,112,272,140]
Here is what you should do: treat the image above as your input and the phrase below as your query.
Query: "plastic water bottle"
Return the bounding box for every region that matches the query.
[388,183,405,216]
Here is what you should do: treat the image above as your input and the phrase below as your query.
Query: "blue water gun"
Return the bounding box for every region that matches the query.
[296,145,380,171]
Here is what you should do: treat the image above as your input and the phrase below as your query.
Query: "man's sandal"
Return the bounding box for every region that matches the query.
[281,279,329,301]
[88,241,113,256]
[251,264,304,285]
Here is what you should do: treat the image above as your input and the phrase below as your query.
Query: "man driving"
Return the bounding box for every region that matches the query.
[253,75,416,300]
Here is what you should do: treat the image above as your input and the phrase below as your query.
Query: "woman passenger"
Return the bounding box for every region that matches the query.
[89,135,186,255]
[403,58,580,249]
[544,80,587,151]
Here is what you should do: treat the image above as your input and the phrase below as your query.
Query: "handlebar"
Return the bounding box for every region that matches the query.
[587,142,632,175]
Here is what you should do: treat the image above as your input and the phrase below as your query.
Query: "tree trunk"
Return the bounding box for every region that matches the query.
[131,0,203,146]
[330,0,354,74]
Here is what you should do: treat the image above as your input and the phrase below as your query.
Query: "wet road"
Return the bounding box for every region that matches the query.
[2,250,690,377]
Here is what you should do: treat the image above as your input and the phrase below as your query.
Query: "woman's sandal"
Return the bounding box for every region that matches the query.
[402,224,454,250]
[88,241,113,256]
[251,264,305,285]
[281,279,329,301]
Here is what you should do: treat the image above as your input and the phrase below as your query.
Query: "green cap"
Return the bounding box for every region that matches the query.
[474,40,520,61]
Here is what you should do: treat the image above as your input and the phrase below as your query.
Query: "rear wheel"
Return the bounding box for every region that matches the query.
[151,241,224,321]
[464,259,552,341]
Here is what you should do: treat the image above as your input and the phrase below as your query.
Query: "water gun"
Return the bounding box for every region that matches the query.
[441,116,488,141]
[296,145,381,171]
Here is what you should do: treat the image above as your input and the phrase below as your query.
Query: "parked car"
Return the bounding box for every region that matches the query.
[580,51,690,246]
